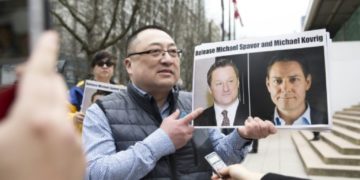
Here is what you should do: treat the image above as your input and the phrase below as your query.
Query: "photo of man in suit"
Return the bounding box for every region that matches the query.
[194,59,249,127]
[265,52,328,126]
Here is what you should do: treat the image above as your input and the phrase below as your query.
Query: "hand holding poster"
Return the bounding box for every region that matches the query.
[192,29,331,130]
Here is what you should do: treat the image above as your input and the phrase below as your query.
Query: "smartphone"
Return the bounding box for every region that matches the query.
[205,152,228,176]
[0,0,50,119]
[0,0,50,85]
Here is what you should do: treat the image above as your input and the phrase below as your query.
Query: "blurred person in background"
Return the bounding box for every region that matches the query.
[68,51,117,133]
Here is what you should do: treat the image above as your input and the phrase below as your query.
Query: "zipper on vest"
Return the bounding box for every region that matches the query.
[168,154,178,180]
[190,139,199,165]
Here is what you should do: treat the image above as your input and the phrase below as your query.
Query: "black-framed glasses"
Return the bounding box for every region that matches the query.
[96,61,114,67]
[127,49,183,58]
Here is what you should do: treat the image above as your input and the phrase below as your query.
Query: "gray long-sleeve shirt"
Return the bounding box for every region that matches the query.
[83,104,251,180]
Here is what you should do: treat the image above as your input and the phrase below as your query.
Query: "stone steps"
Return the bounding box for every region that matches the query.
[351,104,360,108]
[343,107,360,112]
[333,119,360,132]
[292,102,360,178]
[332,125,360,145]
[300,131,360,166]
[292,132,360,178]
[321,132,360,155]
[335,110,360,117]
[333,114,360,124]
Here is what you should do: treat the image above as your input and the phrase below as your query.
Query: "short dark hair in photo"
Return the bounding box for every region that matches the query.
[207,59,239,86]
[266,51,310,78]
[91,90,111,103]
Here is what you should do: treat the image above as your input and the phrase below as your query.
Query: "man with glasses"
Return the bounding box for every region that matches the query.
[69,51,116,133]
[83,25,276,180]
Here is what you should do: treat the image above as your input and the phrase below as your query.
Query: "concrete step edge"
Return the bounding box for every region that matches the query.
[292,132,360,177]
[333,120,360,132]
[336,111,360,116]
[333,114,360,121]
[321,132,360,155]
[301,131,360,165]
[335,111,360,114]
[333,117,360,125]
[343,107,360,112]
[332,126,360,145]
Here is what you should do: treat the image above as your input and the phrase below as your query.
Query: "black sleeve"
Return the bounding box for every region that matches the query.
[261,173,309,180]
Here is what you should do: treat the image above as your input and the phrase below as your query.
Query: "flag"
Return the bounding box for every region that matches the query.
[234,10,240,18]
[233,0,244,26]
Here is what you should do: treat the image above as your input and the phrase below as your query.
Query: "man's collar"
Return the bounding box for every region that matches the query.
[131,83,148,96]
[129,82,179,110]
[274,104,312,125]
[214,99,239,113]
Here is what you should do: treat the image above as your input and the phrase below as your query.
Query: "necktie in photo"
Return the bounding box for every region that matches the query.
[221,110,230,126]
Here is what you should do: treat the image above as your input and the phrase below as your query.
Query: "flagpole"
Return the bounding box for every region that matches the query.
[228,0,231,40]
[233,14,236,39]
[221,0,225,41]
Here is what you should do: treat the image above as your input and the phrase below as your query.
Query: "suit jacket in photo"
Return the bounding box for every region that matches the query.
[194,102,249,126]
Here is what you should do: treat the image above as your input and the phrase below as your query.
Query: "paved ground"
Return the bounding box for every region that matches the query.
[241,130,359,180]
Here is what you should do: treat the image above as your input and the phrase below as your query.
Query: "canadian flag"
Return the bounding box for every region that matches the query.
[233,0,244,26]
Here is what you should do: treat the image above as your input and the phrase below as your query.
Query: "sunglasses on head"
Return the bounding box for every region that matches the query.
[96,61,114,67]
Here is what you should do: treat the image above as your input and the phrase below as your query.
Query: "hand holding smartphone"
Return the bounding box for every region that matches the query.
[205,152,228,177]
[0,0,50,118]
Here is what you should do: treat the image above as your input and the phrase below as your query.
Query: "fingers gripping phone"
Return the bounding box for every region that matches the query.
[0,0,50,118]
[205,152,228,177]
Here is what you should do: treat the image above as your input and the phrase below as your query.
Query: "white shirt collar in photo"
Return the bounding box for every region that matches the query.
[274,104,312,126]
[214,99,239,127]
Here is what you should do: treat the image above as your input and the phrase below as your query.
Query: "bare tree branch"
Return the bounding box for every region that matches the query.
[89,0,99,31]
[119,0,127,31]
[51,10,90,53]
[99,0,121,48]
[98,0,141,52]
[58,0,91,31]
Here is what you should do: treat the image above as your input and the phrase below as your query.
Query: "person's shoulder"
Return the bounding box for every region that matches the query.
[75,80,85,87]
[195,106,214,120]
[178,90,192,105]
[310,106,328,124]
[116,84,127,89]
[102,89,128,101]
[203,106,214,113]
[194,106,215,126]
[69,80,85,92]
[179,90,191,98]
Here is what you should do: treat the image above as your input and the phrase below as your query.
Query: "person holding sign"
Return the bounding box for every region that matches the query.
[194,59,249,127]
[82,25,276,180]
[68,51,117,133]
[265,52,327,127]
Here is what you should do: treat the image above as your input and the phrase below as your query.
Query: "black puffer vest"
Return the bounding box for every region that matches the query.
[97,84,213,180]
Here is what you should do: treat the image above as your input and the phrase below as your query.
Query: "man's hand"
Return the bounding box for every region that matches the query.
[237,117,277,139]
[73,112,85,124]
[211,164,264,180]
[0,32,85,180]
[160,108,203,149]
